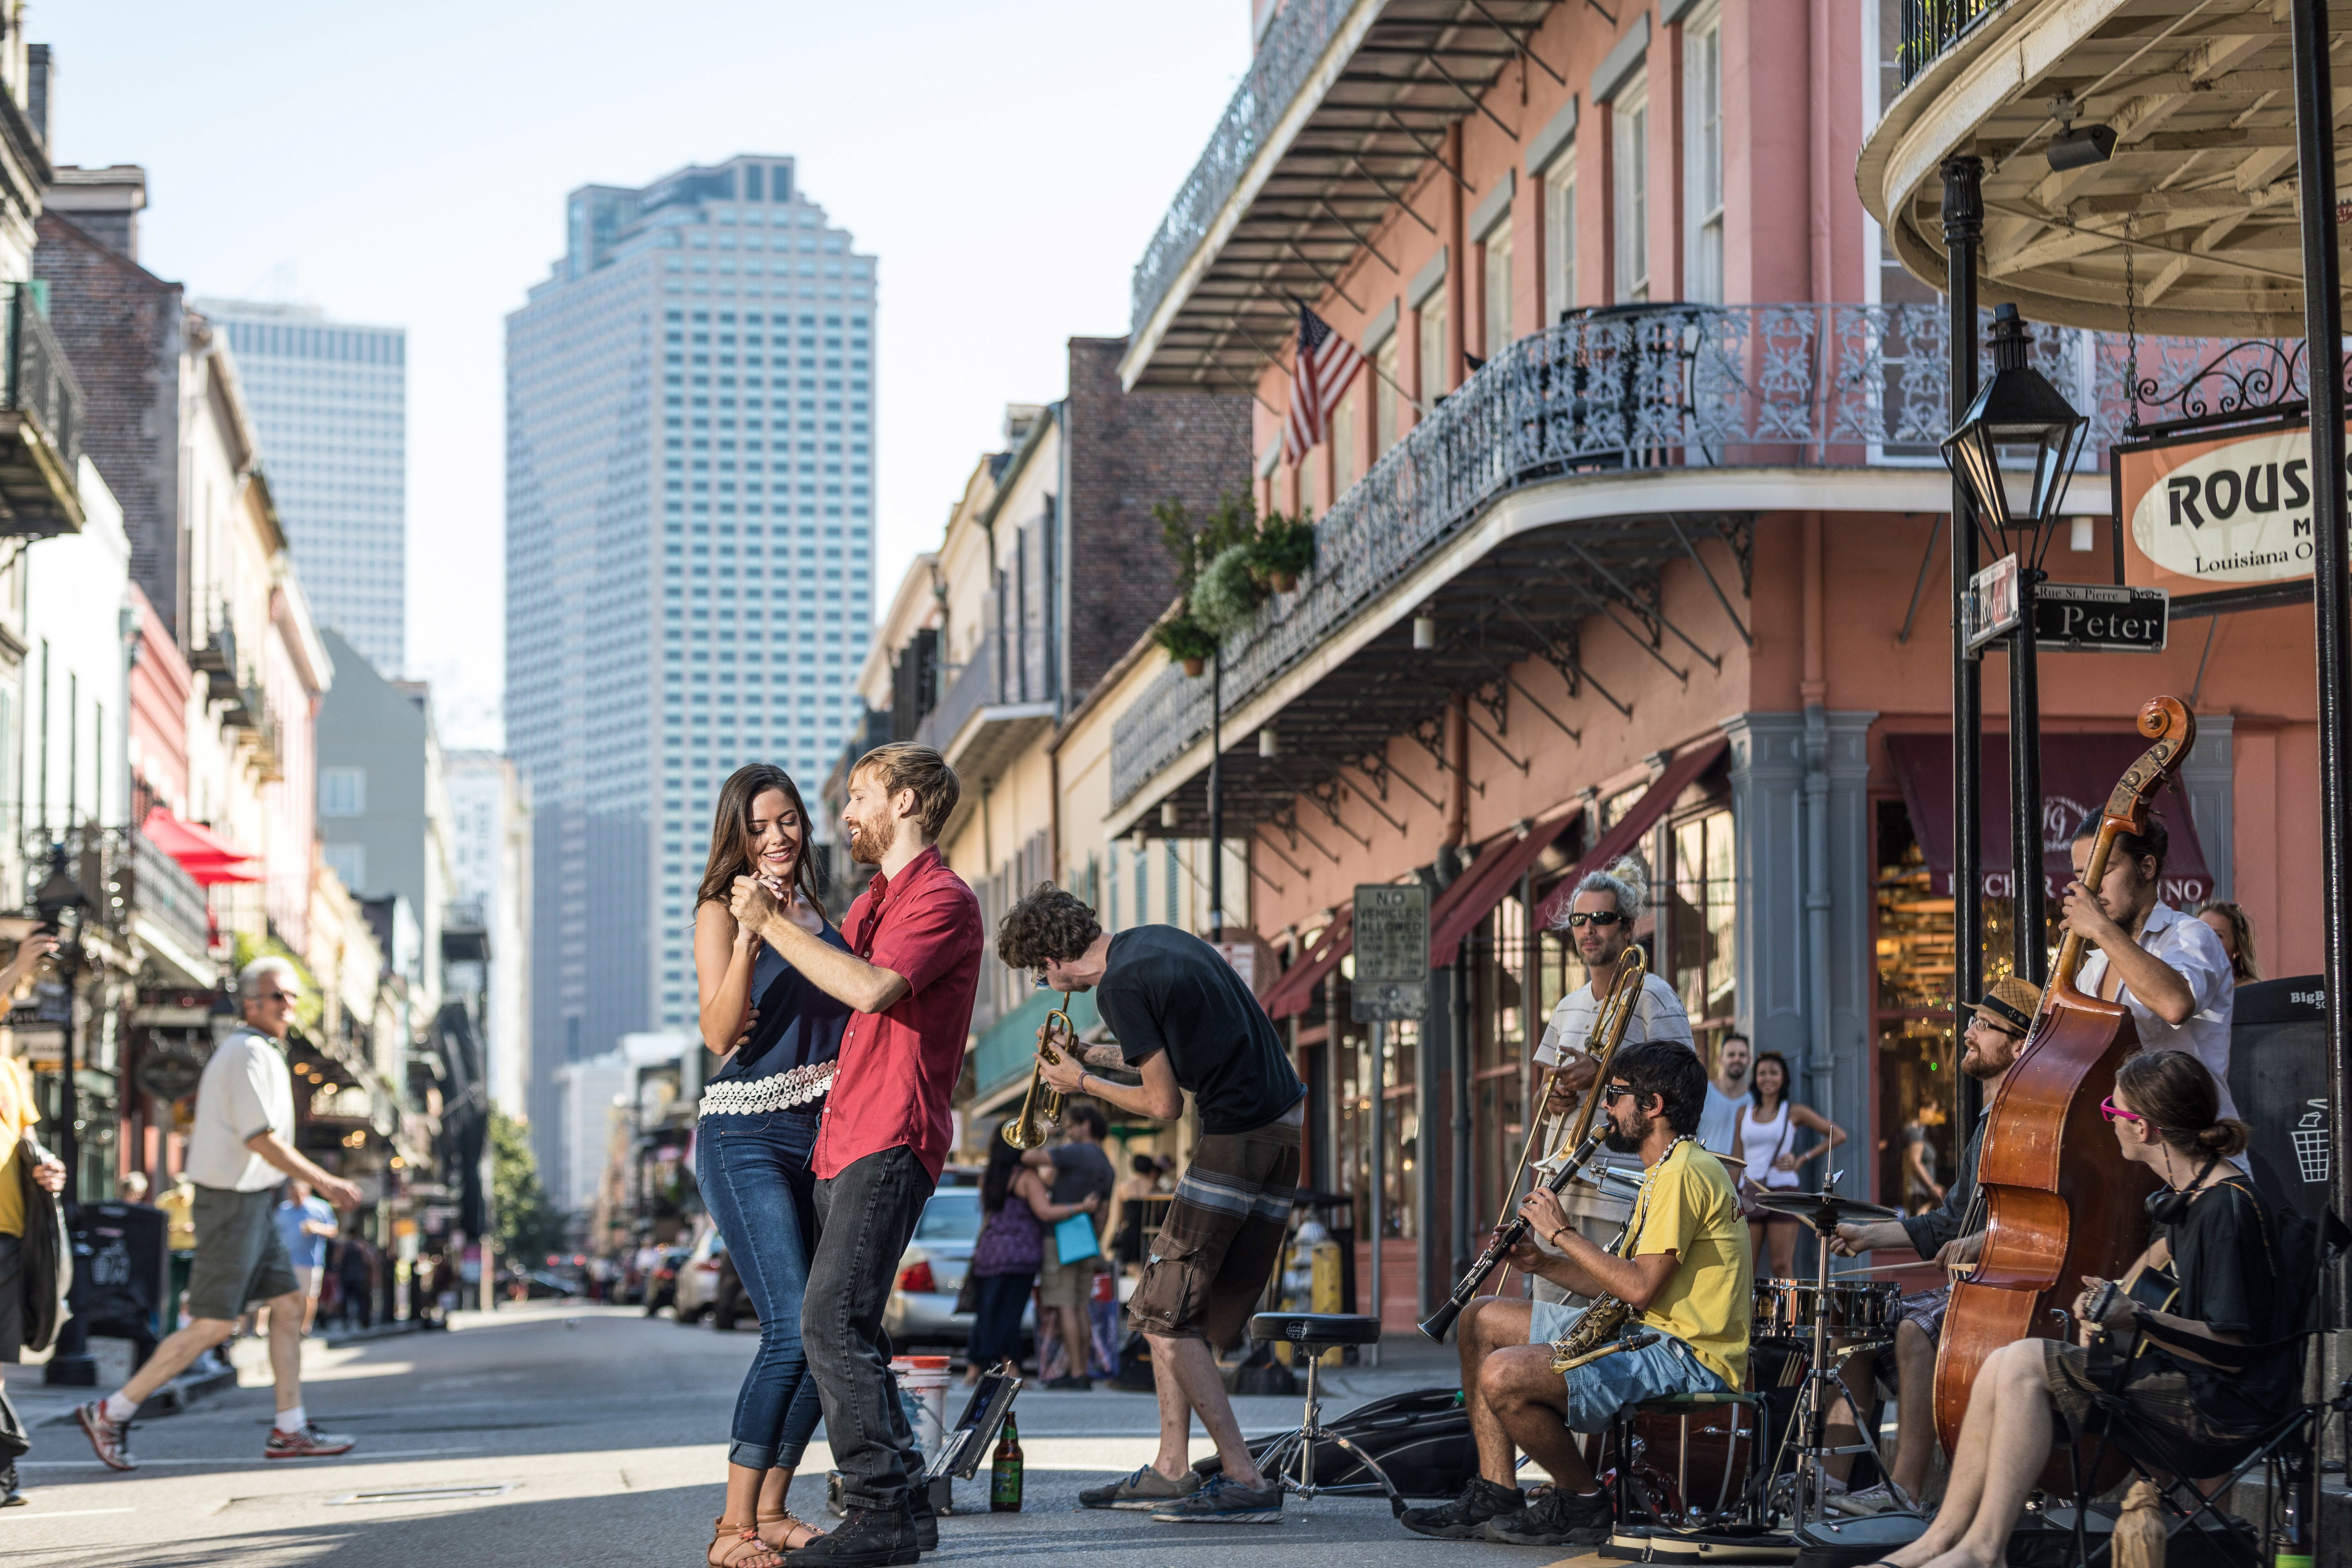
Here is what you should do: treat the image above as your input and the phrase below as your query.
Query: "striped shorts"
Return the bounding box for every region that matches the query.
[1128,1105,1302,1348]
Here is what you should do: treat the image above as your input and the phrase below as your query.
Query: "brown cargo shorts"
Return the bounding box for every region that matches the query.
[1127,1109,1300,1350]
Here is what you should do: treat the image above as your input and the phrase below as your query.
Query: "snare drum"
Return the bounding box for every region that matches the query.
[1751,1278,1900,1342]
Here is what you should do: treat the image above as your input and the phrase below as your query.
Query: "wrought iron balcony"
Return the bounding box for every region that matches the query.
[0,283,85,539]
[913,624,1057,798]
[1897,0,2007,87]
[129,823,212,966]
[1110,301,2259,811]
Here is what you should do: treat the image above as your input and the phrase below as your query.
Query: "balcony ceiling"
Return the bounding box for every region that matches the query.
[1123,0,1562,393]
[1858,0,2347,336]
[1138,509,1754,847]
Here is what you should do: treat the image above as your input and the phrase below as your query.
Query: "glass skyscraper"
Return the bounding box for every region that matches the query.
[191,300,407,673]
[505,154,875,1160]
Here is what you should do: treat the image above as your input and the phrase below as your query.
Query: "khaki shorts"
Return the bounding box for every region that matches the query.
[1128,1112,1300,1349]
[184,1186,300,1324]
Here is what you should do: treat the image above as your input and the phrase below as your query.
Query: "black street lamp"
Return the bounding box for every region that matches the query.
[31,843,96,1386]
[1941,303,2092,987]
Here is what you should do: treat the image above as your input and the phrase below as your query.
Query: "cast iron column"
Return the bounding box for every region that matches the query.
[2291,0,2352,1337]
[1944,155,1988,1121]
[1208,648,1224,934]
[44,936,95,1385]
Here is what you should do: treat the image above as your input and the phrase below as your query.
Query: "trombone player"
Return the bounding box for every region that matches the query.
[1402,1043,1751,1547]
[1527,861,1696,1300]
[993,886,1306,1526]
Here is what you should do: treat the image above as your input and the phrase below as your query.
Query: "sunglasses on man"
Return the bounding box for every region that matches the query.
[1562,911,1627,930]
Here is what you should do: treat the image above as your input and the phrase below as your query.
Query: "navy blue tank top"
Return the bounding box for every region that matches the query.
[708,923,854,1085]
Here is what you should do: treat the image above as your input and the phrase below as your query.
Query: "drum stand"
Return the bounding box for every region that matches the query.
[1766,1178,1900,1533]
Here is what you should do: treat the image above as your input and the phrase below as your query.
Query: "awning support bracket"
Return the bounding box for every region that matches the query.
[1316,197,1400,274]
[1667,513,1753,646]
[1460,701,1531,774]
[1412,713,1486,794]
[1383,108,1475,192]
[1325,762,1412,835]
[1423,54,1521,142]
[1346,154,1442,234]
[1560,538,1724,674]
[1463,0,1568,86]
[1896,511,1945,646]
[1255,826,1314,881]
[1466,645,1583,743]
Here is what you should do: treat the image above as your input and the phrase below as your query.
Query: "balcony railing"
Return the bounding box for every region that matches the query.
[0,284,86,538]
[1109,301,2266,807]
[130,823,212,961]
[1898,0,2008,86]
[1129,0,1354,337]
[913,624,1056,758]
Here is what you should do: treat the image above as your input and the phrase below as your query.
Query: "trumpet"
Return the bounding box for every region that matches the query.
[1002,991,1078,1150]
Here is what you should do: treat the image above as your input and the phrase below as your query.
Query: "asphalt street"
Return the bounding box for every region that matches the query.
[0,1305,1597,1568]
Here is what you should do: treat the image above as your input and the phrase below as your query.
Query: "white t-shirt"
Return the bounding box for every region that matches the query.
[2076,901,2241,1121]
[186,1027,295,1192]
[1534,972,1694,1066]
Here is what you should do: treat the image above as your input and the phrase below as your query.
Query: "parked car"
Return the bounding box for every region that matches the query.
[673,1229,728,1325]
[643,1246,688,1317]
[882,1186,1032,1348]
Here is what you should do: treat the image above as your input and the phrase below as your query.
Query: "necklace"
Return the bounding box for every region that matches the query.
[1616,1134,1696,1256]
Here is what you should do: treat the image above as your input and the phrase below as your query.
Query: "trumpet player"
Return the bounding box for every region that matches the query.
[1528,861,1695,1302]
[1403,1043,1750,1548]
[993,886,1305,1526]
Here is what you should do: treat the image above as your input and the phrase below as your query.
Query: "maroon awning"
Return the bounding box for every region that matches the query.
[1533,740,1731,930]
[1884,732,2214,905]
[1264,908,1352,1022]
[1429,806,1584,966]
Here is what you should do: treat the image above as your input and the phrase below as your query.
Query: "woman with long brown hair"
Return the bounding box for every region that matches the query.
[691,764,850,1568]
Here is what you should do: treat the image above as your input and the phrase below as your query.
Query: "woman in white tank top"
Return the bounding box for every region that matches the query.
[1738,1051,1846,1279]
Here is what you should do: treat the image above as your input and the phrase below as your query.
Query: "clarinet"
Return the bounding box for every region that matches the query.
[1419,1126,1609,1343]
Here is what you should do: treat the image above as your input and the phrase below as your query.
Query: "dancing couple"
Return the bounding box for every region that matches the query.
[692,743,982,1568]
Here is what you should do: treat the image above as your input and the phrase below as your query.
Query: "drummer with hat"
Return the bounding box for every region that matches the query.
[1822,974,2042,1514]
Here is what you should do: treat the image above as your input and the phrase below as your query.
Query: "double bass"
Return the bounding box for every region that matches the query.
[1931,696,2191,1478]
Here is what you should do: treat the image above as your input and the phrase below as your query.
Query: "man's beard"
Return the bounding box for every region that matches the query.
[845,810,898,866]
[1604,1106,1654,1154]
[1961,1042,2013,1081]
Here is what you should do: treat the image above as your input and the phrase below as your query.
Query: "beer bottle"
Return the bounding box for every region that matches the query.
[989,1414,1024,1512]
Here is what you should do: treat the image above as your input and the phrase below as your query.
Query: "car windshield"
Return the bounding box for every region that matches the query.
[913,1191,981,1243]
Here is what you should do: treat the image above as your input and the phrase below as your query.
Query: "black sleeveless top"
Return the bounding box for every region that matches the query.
[708,924,854,1086]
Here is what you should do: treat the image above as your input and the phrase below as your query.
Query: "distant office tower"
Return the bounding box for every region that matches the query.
[191,299,406,673]
[505,155,876,1182]
[444,750,533,1119]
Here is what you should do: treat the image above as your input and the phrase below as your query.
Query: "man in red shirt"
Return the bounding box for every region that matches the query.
[732,743,981,1566]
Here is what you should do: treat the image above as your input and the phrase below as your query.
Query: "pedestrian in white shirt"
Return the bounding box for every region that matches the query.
[2063,811,2241,1126]
[75,959,364,1472]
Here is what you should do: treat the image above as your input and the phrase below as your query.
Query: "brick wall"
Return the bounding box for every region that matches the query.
[1063,335,1252,703]
[34,212,184,638]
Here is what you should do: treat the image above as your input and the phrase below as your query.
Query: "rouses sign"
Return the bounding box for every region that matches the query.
[2114,415,2352,589]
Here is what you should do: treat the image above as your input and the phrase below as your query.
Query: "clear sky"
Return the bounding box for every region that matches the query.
[36,0,1248,749]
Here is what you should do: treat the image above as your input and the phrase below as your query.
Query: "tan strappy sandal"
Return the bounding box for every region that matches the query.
[708,1515,788,1568]
[756,1509,825,1553]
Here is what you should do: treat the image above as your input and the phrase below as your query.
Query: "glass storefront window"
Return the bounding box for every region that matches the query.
[1669,808,1737,1031]
[1874,801,1960,1216]
[1473,896,1531,1235]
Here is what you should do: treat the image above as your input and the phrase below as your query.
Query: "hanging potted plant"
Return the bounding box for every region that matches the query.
[1252,511,1317,594]
[1153,614,1219,677]
[1191,543,1266,638]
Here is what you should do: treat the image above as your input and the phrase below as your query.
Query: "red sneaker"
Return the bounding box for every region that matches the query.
[264,1424,356,1460]
[74,1403,135,1471]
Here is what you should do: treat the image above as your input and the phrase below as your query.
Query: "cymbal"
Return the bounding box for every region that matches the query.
[1751,1189,1900,1228]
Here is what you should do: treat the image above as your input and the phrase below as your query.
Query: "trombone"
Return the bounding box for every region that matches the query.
[1003,990,1079,1150]
[1493,947,1646,1284]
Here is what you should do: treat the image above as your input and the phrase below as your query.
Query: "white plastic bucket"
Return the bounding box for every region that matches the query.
[889,1355,952,1457]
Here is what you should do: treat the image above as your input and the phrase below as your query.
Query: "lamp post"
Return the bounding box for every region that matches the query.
[1942,303,2091,991]
[33,842,97,1386]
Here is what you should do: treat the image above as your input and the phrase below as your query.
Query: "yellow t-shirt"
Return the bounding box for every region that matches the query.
[0,1057,41,1238]
[1628,1138,1753,1390]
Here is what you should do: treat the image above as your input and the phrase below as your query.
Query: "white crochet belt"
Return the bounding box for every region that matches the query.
[698,1060,836,1118]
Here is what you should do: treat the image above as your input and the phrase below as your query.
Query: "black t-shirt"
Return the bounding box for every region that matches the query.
[2148,1177,2299,1434]
[1095,926,1305,1135]
[1048,1141,1115,1208]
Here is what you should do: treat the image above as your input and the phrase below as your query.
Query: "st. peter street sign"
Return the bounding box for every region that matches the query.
[1967,553,2169,655]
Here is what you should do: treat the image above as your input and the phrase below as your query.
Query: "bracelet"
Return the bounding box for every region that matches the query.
[1077,1070,1091,1095]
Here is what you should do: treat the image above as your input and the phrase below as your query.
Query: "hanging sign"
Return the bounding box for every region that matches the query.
[1966,554,2166,654]
[2113,415,2352,590]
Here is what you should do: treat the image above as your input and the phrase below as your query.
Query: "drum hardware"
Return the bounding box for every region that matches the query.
[1749,1177,1904,1533]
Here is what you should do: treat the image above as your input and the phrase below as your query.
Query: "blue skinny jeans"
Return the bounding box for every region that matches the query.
[695,1107,825,1471]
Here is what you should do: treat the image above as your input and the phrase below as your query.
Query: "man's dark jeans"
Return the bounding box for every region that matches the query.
[806,1144,933,1510]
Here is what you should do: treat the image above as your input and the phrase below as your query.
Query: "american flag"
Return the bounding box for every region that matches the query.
[1282,303,1366,465]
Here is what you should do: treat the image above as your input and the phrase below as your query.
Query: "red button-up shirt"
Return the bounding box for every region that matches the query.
[811,845,984,1182]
